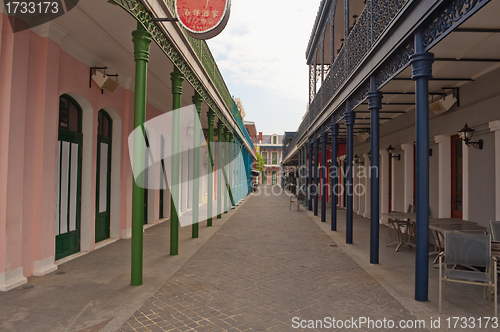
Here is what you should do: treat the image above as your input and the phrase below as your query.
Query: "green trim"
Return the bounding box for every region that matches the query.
[95,110,113,243]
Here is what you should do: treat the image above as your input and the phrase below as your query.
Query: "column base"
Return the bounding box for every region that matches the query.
[0,267,27,291]
[122,228,132,239]
[33,256,58,276]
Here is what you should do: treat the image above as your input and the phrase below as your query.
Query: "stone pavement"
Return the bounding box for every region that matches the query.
[118,187,426,331]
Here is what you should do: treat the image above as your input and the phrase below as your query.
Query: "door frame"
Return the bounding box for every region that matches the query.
[95,110,113,243]
[56,95,83,260]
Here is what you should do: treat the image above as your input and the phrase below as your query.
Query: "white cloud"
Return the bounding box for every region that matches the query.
[207,0,319,133]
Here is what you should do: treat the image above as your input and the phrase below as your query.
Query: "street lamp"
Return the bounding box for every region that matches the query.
[387,145,400,160]
[458,123,483,149]
[354,154,364,165]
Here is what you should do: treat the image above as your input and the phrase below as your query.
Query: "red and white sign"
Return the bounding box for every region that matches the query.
[175,0,231,40]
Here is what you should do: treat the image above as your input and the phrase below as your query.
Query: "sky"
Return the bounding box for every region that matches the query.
[206,0,320,136]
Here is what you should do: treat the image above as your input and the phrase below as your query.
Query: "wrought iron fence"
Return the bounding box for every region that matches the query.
[283,0,410,162]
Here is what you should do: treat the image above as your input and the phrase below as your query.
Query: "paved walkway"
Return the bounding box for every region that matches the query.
[118,188,425,331]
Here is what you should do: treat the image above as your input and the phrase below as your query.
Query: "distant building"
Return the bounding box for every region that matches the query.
[255,133,284,185]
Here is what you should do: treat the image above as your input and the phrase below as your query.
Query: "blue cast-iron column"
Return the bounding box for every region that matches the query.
[368,76,383,264]
[320,131,327,222]
[411,30,434,302]
[308,142,313,211]
[314,138,319,216]
[330,120,338,231]
[304,145,308,206]
[345,101,355,244]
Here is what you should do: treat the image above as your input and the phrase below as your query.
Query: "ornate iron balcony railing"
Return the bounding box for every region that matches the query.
[163,0,251,147]
[283,0,410,161]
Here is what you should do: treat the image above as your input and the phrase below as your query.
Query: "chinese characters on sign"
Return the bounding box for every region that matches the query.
[176,0,231,39]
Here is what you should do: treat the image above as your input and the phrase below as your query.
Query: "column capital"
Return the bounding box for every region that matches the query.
[313,138,318,148]
[345,111,355,126]
[410,52,434,80]
[330,121,338,136]
[489,120,500,132]
[192,92,203,114]
[171,67,184,95]
[207,109,215,125]
[368,91,383,110]
[320,131,327,143]
[132,26,152,62]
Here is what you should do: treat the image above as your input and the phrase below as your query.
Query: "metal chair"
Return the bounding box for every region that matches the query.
[387,204,414,251]
[489,221,500,241]
[439,233,497,316]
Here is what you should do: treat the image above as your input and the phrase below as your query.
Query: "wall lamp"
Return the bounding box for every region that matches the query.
[354,154,364,165]
[387,145,400,160]
[458,123,483,149]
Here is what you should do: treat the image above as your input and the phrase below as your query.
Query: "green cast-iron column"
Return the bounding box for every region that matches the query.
[237,140,241,204]
[207,109,215,226]
[131,23,151,286]
[192,92,202,238]
[224,128,230,213]
[229,132,235,209]
[170,66,184,255]
[217,120,224,218]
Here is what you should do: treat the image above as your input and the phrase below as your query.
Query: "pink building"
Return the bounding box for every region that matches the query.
[0,3,254,290]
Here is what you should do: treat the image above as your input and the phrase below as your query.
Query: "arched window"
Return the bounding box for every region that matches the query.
[59,95,82,133]
[272,136,277,144]
[97,110,112,138]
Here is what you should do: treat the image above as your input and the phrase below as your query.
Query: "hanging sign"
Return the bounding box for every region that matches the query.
[175,0,231,40]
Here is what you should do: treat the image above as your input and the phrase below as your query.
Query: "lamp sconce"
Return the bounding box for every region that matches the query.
[354,154,364,165]
[90,66,119,94]
[387,145,401,160]
[459,123,483,149]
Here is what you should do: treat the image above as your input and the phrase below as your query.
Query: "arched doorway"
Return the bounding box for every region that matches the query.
[95,110,113,243]
[55,95,83,260]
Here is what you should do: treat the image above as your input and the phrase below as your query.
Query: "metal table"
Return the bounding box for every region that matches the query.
[382,211,416,251]
[429,218,487,263]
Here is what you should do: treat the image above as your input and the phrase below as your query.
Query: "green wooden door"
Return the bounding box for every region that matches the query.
[262,171,267,185]
[55,95,83,260]
[272,171,277,185]
[95,110,112,243]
